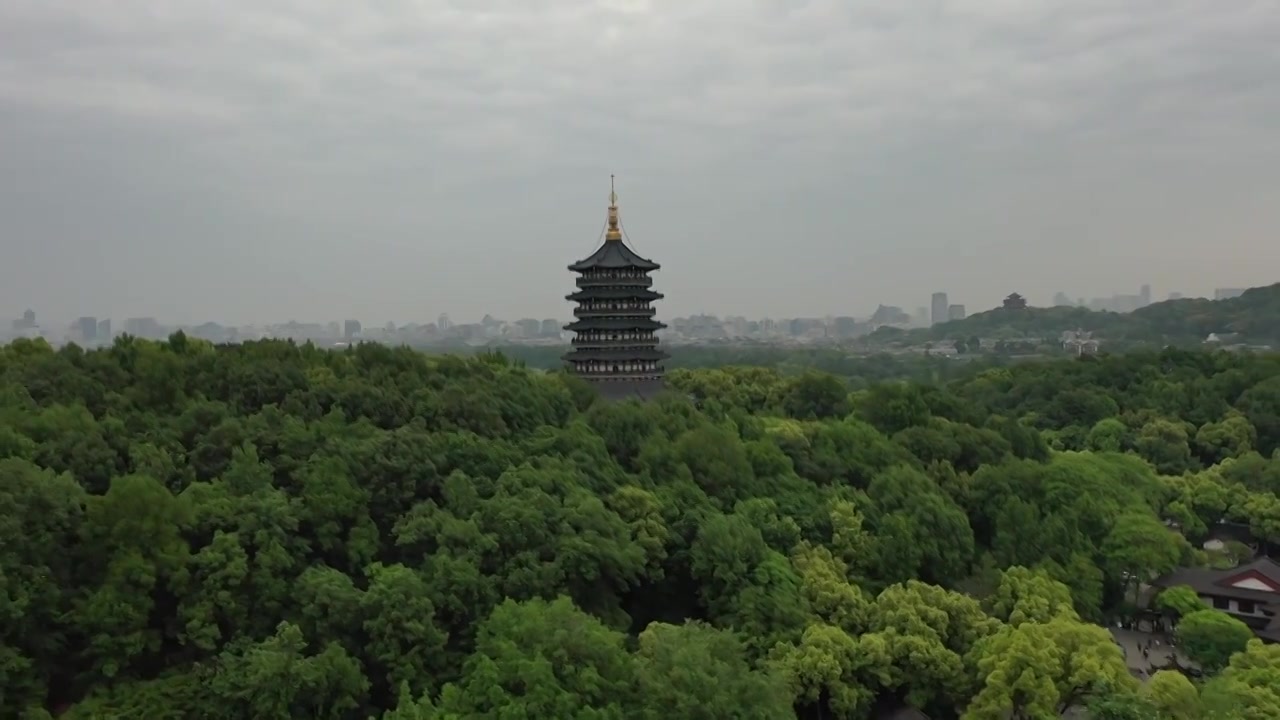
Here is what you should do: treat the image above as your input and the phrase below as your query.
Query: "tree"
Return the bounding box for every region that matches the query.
[1200,638,1280,718]
[856,382,931,435]
[781,372,849,420]
[1100,512,1186,600]
[209,622,369,719]
[986,566,1076,627]
[1087,418,1129,452]
[770,623,877,719]
[1195,413,1256,464]
[1153,585,1205,619]
[1177,609,1254,673]
[965,615,1137,718]
[634,621,794,719]
[1136,419,1194,475]
[0,460,86,710]
[1141,670,1202,720]
[438,597,636,718]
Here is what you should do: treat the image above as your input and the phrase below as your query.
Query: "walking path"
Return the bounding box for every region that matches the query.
[1109,626,1200,679]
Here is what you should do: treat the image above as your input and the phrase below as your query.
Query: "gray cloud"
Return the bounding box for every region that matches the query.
[2,0,1278,325]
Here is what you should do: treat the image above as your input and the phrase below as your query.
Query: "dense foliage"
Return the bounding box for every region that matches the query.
[484,344,992,385]
[3,336,1280,718]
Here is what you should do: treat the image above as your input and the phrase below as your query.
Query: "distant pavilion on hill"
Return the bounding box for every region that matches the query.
[1150,556,1280,642]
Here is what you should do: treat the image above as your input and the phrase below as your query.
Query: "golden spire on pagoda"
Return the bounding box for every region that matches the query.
[605,174,622,241]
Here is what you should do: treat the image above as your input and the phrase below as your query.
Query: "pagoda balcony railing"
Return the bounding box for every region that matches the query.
[575,368,667,379]
[570,338,659,347]
[572,307,657,319]
[575,276,652,289]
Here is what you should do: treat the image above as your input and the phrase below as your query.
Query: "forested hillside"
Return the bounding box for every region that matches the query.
[482,344,990,384]
[3,336,1280,718]
[881,281,1280,347]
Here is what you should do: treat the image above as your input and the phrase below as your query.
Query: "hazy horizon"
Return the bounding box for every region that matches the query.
[3,1,1278,327]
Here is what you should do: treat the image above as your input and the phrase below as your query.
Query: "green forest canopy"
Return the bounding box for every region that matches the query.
[4,336,1280,718]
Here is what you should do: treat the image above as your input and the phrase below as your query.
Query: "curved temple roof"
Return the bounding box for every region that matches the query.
[562,348,670,362]
[564,317,667,332]
[566,287,664,302]
[568,239,660,272]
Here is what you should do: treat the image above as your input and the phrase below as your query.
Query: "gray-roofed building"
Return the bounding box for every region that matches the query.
[1149,556,1280,642]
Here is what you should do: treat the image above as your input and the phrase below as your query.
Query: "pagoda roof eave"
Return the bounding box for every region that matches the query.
[564,318,667,332]
[566,288,663,302]
[562,348,670,362]
[568,239,660,272]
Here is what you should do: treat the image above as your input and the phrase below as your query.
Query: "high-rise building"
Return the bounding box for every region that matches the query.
[12,309,37,332]
[948,304,966,321]
[913,307,928,327]
[343,319,362,340]
[77,316,98,343]
[562,178,668,400]
[124,317,162,339]
[1139,284,1152,307]
[516,318,541,338]
[97,319,111,340]
[931,292,949,326]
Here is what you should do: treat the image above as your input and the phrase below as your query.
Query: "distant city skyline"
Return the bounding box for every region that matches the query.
[7,280,1265,331]
[7,281,1268,344]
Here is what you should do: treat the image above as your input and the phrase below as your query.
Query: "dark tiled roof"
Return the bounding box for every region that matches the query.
[566,288,664,301]
[1255,616,1280,642]
[564,318,666,332]
[1204,521,1257,545]
[1152,558,1280,643]
[1151,557,1280,603]
[562,348,669,362]
[568,240,660,272]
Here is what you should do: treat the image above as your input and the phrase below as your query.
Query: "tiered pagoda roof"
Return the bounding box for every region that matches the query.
[568,240,660,272]
[565,287,664,302]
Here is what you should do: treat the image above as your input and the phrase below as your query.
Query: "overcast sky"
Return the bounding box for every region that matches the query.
[2,1,1278,326]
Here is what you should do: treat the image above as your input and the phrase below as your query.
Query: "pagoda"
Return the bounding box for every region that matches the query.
[563,177,669,400]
